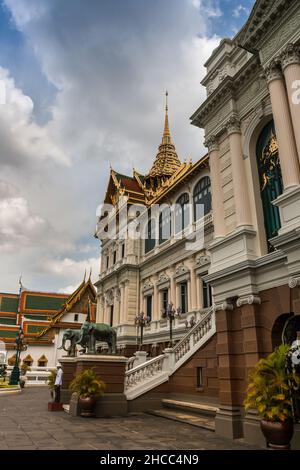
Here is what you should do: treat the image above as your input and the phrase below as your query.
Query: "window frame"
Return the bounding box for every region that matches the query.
[193,176,212,222]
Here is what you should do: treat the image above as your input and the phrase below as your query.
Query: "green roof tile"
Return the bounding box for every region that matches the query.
[0,296,18,313]
[0,318,17,325]
[24,295,67,311]
[0,329,18,338]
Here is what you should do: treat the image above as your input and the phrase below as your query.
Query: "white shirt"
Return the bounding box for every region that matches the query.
[55,368,63,386]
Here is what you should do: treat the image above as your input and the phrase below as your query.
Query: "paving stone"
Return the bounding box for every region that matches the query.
[0,387,261,450]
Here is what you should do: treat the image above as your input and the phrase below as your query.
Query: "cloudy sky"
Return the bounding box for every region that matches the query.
[0,0,254,294]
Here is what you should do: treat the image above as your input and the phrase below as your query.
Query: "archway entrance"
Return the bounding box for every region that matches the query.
[256,121,283,250]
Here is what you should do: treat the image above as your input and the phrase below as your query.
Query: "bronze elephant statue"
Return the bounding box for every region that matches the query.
[76,321,117,354]
[58,328,87,357]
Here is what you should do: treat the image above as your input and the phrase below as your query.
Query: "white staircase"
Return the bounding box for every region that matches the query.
[125,307,215,400]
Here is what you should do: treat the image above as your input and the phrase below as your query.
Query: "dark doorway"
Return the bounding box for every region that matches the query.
[256,121,283,250]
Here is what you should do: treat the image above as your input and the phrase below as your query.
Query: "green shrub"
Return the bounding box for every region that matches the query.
[69,369,106,399]
[47,370,57,391]
[244,344,300,422]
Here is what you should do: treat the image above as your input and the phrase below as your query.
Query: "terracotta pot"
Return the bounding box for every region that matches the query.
[79,396,97,417]
[260,419,294,449]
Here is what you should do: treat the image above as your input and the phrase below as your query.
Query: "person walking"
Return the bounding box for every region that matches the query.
[54,364,63,403]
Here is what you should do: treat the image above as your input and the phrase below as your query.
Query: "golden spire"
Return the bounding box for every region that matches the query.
[148,91,181,180]
[162,90,171,144]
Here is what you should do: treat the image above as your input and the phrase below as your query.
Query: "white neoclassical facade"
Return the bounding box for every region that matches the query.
[95,0,300,443]
[95,99,214,355]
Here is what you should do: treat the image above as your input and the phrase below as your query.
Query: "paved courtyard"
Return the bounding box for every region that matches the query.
[0,388,260,450]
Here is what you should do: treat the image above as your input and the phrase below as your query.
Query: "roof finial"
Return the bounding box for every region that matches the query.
[163,90,170,143]
[18,275,23,294]
[88,267,92,280]
[83,269,86,282]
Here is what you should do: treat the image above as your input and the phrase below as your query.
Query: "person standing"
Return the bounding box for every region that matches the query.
[54,364,63,403]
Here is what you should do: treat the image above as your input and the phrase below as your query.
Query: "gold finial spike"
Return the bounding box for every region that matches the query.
[163,90,170,143]
[89,267,92,280]
[18,275,23,293]
[83,269,87,282]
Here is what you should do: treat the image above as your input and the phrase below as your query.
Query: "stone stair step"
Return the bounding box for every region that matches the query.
[162,398,218,417]
[62,404,70,414]
[148,409,215,431]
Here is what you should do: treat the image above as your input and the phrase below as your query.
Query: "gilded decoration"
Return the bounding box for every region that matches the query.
[259,131,279,192]
[103,93,195,208]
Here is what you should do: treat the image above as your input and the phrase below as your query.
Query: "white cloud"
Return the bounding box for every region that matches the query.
[0,67,69,167]
[0,181,47,253]
[0,0,221,292]
[193,0,222,18]
[233,4,250,18]
[40,256,99,293]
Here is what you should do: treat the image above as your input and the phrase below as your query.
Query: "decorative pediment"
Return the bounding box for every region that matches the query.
[196,254,211,267]
[175,264,189,276]
[105,289,114,306]
[142,280,153,291]
[237,0,287,51]
[158,272,169,283]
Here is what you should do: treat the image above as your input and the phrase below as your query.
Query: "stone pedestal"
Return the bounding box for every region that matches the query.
[60,355,128,417]
[209,227,257,275]
[273,186,300,235]
[215,406,243,439]
[133,351,147,366]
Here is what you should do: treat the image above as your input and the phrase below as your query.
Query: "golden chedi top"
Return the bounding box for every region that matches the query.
[149,91,181,179]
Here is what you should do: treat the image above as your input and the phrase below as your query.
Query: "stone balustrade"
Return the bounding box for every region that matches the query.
[124,306,215,399]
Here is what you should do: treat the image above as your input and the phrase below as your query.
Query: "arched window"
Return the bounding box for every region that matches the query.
[193,176,211,221]
[159,206,171,244]
[175,193,190,233]
[145,219,156,253]
[256,120,283,250]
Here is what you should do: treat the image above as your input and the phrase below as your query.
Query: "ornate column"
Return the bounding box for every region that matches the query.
[226,117,252,227]
[114,287,121,326]
[196,276,203,309]
[152,275,159,320]
[98,295,105,323]
[169,267,176,305]
[122,281,129,323]
[205,136,226,238]
[118,283,124,323]
[265,60,300,188]
[281,44,300,164]
[186,259,197,310]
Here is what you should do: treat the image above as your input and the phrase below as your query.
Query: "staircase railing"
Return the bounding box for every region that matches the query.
[125,306,215,399]
[125,354,165,392]
[172,307,215,369]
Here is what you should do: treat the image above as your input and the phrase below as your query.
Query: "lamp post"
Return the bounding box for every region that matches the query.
[164,302,181,347]
[135,312,150,350]
[9,327,27,385]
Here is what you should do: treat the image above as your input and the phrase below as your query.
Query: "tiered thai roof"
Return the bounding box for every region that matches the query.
[148,92,181,179]
[102,92,202,209]
[0,275,96,346]
[38,274,96,338]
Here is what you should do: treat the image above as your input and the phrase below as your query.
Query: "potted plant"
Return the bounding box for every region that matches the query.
[69,369,106,417]
[244,344,300,449]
